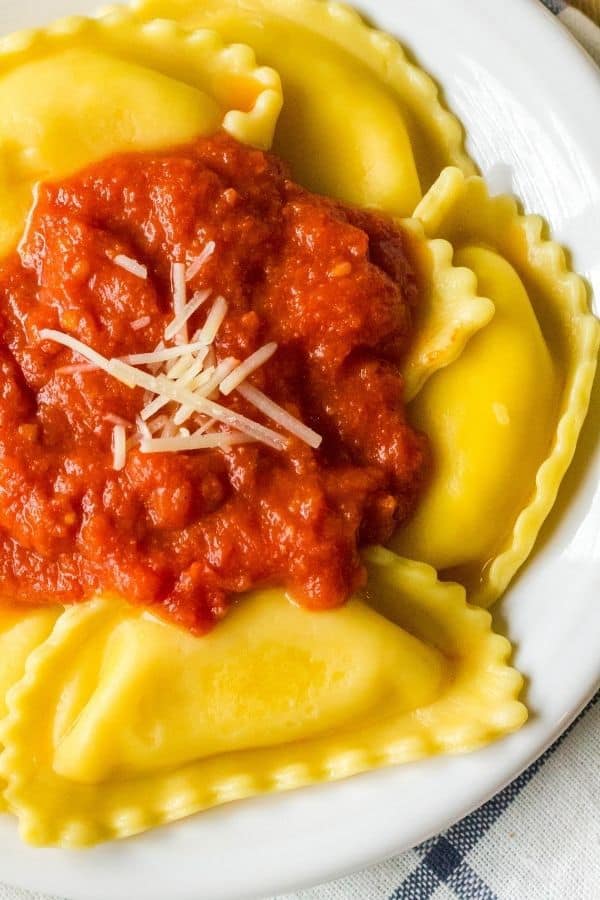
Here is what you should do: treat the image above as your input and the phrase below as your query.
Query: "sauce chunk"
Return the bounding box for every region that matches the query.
[0,134,427,631]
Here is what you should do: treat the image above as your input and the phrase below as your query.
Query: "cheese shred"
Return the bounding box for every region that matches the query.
[185,241,216,282]
[140,429,249,454]
[237,382,322,449]
[170,262,188,345]
[39,279,321,467]
[111,424,127,471]
[220,343,277,396]
[113,254,147,279]
[164,289,211,343]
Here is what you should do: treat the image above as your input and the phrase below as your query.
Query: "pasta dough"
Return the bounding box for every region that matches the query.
[128,0,476,213]
[0,606,60,810]
[393,168,599,604]
[0,551,525,846]
[0,13,282,254]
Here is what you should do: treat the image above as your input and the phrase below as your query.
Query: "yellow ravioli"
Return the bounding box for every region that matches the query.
[0,606,60,810]
[0,550,525,846]
[126,0,476,213]
[0,12,282,254]
[400,220,494,400]
[393,168,599,605]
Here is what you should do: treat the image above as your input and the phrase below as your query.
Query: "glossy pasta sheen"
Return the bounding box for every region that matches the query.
[126,0,475,214]
[399,220,494,401]
[0,11,282,255]
[0,550,525,847]
[393,168,599,604]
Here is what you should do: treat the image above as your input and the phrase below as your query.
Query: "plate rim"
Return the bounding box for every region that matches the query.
[0,0,598,897]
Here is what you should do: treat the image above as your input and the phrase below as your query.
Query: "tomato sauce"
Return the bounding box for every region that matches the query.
[0,133,427,632]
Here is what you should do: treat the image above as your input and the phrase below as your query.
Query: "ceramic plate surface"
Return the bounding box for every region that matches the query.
[0,1,598,898]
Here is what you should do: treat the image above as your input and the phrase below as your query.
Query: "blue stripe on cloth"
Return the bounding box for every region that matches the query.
[422,837,462,880]
[541,0,567,12]
[388,851,499,900]
[388,691,599,900]
[389,857,439,900]
[440,691,600,856]
[447,861,499,900]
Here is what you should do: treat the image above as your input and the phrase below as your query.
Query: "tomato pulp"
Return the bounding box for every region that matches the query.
[0,134,427,631]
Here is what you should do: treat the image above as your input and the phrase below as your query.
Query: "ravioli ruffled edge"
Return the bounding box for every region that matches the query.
[0,551,525,847]
[400,218,494,400]
[414,167,600,606]
[0,11,282,149]
[0,606,61,811]
[125,0,476,189]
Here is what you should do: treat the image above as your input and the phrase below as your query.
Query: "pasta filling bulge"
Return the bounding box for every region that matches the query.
[0,0,596,850]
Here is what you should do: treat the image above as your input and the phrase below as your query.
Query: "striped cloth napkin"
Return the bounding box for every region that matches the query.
[0,4,598,900]
[277,696,599,900]
[544,0,600,60]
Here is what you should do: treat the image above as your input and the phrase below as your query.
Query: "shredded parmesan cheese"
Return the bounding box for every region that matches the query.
[170,262,188,345]
[164,288,211,343]
[111,424,127,470]
[173,357,239,426]
[104,413,132,428]
[220,343,277,396]
[145,341,165,376]
[136,415,152,440]
[113,254,147,279]
[140,429,250,454]
[140,353,208,421]
[237,382,322,449]
[108,359,157,392]
[40,315,321,458]
[193,365,216,388]
[39,329,116,376]
[196,417,216,434]
[197,295,228,346]
[164,353,191,380]
[155,375,287,450]
[130,316,151,331]
[121,342,208,366]
[185,241,215,282]
[140,394,169,422]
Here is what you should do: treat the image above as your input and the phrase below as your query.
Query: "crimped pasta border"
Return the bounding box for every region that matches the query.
[123,0,476,187]
[414,168,600,606]
[0,10,282,149]
[0,551,525,847]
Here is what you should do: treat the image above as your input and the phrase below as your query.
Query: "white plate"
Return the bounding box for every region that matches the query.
[0,1,598,898]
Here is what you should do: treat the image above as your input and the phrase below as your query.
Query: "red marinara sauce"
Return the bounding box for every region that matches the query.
[0,133,428,632]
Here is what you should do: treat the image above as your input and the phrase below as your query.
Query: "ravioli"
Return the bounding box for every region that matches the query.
[0,550,525,846]
[392,168,600,605]
[0,12,282,254]
[400,220,494,400]
[126,0,475,214]
[0,606,60,810]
